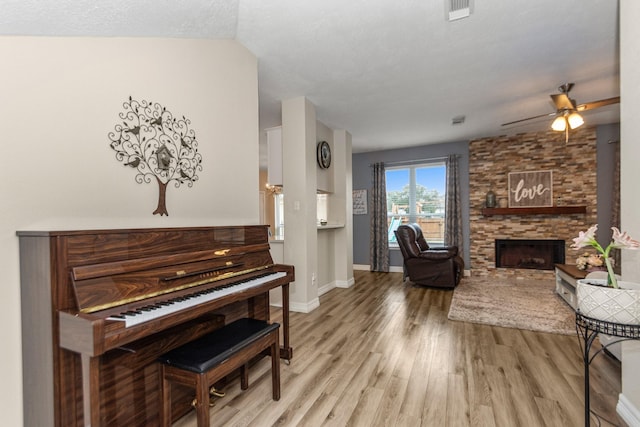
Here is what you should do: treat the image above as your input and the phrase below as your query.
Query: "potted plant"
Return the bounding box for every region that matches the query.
[571,225,640,325]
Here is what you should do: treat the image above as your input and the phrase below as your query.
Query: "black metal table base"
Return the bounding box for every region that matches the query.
[575,312,640,427]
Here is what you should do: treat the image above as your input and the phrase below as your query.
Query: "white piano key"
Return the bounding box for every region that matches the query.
[107,271,286,327]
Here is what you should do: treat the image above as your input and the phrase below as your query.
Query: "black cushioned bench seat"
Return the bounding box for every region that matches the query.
[158,318,280,373]
[158,318,281,427]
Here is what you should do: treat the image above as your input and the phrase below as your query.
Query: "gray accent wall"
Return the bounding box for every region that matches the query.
[352,141,471,269]
[352,123,619,271]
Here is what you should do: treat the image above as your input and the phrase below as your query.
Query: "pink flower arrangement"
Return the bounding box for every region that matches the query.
[571,225,640,288]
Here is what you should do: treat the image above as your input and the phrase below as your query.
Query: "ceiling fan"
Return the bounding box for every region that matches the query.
[501,83,620,142]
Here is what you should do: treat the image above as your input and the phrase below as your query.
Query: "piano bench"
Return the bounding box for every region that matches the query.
[158,318,281,427]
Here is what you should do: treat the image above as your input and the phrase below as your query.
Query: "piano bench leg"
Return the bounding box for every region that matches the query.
[272,339,281,400]
[195,374,211,427]
[240,363,249,390]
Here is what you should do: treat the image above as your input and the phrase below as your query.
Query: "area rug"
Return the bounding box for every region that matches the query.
[447,276,575,335]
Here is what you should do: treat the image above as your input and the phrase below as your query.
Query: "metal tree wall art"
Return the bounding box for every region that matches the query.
[108,96,203,216]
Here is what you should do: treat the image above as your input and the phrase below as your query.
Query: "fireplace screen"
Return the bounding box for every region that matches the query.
[495,239,565,270]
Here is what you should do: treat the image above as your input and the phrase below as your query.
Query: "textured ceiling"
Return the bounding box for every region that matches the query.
[1,0,620,154]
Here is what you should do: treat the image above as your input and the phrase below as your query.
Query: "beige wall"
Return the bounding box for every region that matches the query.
[620,1,640,423]
[0,37,259,426]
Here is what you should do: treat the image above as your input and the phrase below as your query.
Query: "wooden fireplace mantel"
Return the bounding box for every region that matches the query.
[481,205,587,216]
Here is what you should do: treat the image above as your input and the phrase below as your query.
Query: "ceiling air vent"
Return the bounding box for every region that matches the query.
[447,0,473,21]
[452,115,466,125]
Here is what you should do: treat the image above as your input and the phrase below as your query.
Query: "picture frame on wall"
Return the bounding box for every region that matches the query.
[508,170,553,207]
[353,189,368,215]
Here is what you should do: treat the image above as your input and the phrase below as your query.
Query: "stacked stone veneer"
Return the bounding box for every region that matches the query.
[469,126,597,280]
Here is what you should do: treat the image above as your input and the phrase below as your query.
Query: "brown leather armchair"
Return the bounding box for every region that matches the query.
[394,223,464,288]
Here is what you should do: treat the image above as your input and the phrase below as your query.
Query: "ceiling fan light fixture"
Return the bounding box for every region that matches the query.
[568,112,584,129]
[551,116,567,131]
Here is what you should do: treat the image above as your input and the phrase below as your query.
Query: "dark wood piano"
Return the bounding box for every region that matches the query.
[18,226,294,427]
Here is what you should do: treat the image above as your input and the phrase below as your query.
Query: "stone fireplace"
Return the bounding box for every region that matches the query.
[469,127,597,280]
[494,239,565,270]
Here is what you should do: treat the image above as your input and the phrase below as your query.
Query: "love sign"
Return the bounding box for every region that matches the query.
[508,170,553,207]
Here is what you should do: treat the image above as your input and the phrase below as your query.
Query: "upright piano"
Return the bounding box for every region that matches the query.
[18,226,294,427]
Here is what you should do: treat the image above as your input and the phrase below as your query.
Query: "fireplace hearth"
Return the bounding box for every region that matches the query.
[495,239,565,270]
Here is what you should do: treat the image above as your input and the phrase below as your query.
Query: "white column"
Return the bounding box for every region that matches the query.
[618,1,640,425]
[281,97,320,312]
[333,129,354,288]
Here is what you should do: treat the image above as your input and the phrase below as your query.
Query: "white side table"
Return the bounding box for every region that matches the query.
[554,263,586,309]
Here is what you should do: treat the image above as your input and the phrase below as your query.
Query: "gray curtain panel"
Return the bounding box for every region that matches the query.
[370,162,389,272]
[445,154,463,256]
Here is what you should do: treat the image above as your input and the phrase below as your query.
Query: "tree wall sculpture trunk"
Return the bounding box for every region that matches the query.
[154,177,169,216]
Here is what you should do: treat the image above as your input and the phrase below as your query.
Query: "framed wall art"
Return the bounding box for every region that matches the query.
[508,170,553,208]
[353,189,368,215]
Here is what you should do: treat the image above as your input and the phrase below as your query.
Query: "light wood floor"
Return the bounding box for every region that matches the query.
[176,270,624,427]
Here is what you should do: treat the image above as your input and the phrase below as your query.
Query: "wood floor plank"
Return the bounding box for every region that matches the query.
[370,376,409,426]
[446,373,471,427]
[296,392,339,427]
[322,352,383,426]
[399,325,438,419]
[344,386,385,427]
[173,271,623,427]
[501,365,546,426]
[484,365,522,427]
[533,396,570,427]
[471,405,497,427]
[516,351,584,424]
[243,353,336,426]
[461,323,493,409]
[420,368,448,426]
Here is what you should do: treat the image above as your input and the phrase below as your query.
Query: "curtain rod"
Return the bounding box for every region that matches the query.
[369,155,460,167]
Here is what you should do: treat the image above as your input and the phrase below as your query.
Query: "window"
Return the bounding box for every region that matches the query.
[274,193,284,239]
[386,162,446,246]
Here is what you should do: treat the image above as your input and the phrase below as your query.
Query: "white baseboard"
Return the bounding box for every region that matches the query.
[290,297,320,313]
[336,277,355,289]
[288,278,355,310]
[317,276,355,296]
[353,264,403,273]
[617,393,640,427]
[318,282,335,296]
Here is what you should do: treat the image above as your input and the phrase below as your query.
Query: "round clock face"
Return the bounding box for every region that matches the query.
[317,141,331,169]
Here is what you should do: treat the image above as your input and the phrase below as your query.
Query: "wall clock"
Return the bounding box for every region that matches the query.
[317,141,331,169]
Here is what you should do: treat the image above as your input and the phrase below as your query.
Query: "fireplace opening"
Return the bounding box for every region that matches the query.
[495,239,565,270]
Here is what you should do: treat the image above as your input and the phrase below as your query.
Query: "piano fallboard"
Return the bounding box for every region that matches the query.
[70,243,274,313]
[59,265,293,356]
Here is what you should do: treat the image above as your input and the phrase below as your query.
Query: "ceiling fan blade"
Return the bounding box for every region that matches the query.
[550,93,576,110]
[501,112,557,127]
[576,96,620,111]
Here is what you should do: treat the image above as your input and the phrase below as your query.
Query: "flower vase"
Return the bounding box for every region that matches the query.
[576,279,640,325]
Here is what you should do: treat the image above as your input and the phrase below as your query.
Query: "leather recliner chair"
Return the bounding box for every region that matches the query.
[394,223,464,288]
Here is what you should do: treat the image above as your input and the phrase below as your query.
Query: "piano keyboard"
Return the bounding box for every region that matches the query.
[107,271,286,327]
